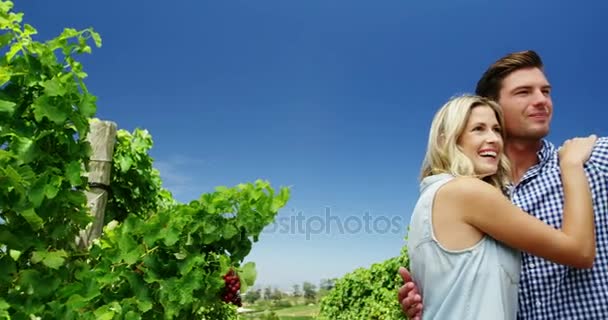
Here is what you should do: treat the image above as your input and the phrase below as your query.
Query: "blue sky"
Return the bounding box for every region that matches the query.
[17,0,608,289]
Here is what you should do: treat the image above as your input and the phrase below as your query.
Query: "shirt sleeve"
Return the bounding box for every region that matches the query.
[590,136,608,177]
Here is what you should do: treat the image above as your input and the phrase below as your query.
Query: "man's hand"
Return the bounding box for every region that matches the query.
[398,267,423,320]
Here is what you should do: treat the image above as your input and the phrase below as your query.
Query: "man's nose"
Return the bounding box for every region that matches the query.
[531,89,549,106]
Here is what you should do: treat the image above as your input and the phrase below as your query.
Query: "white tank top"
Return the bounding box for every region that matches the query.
[407,173,521,319]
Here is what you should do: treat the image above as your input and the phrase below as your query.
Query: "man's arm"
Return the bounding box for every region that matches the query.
[398,267,423,320]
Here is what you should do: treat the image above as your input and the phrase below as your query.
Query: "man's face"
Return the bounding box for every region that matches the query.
[497,67,553,141]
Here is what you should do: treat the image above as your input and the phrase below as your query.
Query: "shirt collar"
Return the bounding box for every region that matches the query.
[516,139,556,185]
[537,139,556,165]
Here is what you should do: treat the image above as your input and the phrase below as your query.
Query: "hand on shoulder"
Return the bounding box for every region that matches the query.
[558,135,597,167]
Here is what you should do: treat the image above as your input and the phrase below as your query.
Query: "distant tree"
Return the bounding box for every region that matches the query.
[303,282,317,301]
[244,289,261,304]
[317,278,337,299]
[320,278,337,291]
[271,288,283,301]
[292,284,301,297]
[264,286,273,300]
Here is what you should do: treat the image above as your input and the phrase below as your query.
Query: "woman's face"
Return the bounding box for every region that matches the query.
[457,105,504,178]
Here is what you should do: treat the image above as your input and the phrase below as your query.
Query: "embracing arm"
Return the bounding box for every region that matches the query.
[448,163,594,268]
[398,267,422,320]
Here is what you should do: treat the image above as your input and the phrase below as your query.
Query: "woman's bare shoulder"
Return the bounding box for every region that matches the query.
[438,176,498,199]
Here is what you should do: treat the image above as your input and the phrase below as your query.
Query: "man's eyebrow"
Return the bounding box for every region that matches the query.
[509,85,531,93]
[509,84,552,93]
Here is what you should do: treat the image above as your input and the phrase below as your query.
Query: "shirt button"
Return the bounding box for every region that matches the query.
[529,263,535,269]
[536,300,542,307]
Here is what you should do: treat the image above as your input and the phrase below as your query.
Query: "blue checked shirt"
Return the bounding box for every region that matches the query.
[511,137,608,320]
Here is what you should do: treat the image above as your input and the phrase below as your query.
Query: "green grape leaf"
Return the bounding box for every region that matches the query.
[65,161,82,186]
[239,262,257,293]
[93,305,115,320]
[119,155,133,172]
[41,78,66,96]
[80,93,97,117]
[0,99,15,114]
[162,227,180,246]
[66,294,89,310]
[32,250,67,269]
[60,28,79,39]
[23,23,37,35]
[28,174,47,207]
[0,298,9,313]
[90,31,102,47]
[0,32,13,48]
[32,95,69,123]
[31,251,45,264]
[44,250,68,269]
[222,224,238,239]
[46,175,62,199]
[11,136,36,163]
[9,249,21,261]
[6,42,22,62]
[19,208,44,230]
[0,1,13,12]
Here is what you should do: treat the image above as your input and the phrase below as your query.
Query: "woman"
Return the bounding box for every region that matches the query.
[406,95,596,319]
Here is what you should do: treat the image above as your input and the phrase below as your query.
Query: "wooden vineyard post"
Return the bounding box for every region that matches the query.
[77,119,117,249]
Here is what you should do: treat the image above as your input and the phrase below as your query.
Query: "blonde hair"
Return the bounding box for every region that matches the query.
[420,95,511,190]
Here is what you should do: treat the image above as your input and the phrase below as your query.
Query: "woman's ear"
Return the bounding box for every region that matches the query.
[437,132,445,147]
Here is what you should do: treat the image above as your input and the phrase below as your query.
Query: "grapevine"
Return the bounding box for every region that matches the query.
[0,1,290,319]
[318,246,410,320]
[105,128,175,224]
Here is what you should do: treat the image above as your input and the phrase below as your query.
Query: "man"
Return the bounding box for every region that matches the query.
[398,50,608,319]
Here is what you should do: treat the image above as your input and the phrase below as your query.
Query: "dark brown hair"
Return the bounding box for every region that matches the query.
[475,50,544,101]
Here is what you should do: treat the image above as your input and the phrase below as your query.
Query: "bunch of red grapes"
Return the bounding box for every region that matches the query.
[221,269,242,307]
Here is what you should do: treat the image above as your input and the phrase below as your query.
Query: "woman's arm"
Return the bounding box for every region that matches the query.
[447,136,597,268]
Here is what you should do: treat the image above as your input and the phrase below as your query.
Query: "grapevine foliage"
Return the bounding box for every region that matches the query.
[0,2,291,319]
[105,128,175,224]
[0,0,100,317]
[318,246,410,320]
[81,179,289,319]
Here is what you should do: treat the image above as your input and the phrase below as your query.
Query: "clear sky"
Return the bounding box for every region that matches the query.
[17,0,608,289]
